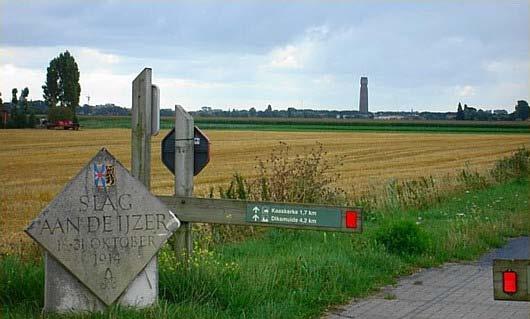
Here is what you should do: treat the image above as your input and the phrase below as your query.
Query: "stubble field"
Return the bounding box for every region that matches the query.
[1,128,529,253]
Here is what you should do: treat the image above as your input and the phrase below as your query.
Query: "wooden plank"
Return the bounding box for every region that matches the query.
[157,196,362,233]
[493,259,530,301]
[173,105,194,257]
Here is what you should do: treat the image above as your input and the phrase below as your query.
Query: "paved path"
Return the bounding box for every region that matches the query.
[325,237,529,319]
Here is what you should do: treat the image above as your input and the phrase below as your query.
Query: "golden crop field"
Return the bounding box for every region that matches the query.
[1,128,529,253]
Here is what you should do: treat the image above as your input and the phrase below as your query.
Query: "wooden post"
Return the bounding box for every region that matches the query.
[127,68,157,306]
[132,68,153,189]
[173,105,194,258]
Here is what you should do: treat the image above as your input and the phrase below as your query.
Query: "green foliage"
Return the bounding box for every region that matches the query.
[381,176,440,210]
[359,148,530,215]
[456,102,464,120]
[20,87,29,113]
[514,100,529,121]
[11,88,18,107]
[48,105,75,122]
[76,115,530,133]
[43,51,81,121]
[374,220,429,256]
[490,147,530,182]
[0,256,43,310]
[458,164,489,189]
[6,87,35,128]
[217,173,249,200]
[254,142,346,204]
[215,143,346,205]
[28,111,37,128]
[207,143,346,244]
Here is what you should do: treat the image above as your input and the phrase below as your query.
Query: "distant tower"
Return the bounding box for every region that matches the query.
[359,77,368,113]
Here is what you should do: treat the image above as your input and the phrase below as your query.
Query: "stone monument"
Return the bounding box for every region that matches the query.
[25,148,180,312]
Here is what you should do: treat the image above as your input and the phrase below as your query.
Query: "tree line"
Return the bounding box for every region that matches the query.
[1,87,38,128]
[455,101,529,121]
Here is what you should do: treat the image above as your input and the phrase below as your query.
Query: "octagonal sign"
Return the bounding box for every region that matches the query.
[25,148,180,305]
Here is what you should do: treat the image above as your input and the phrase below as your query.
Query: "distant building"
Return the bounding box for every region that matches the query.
[0,105,9,128]
[493,109,508,115]
[359,77,368,113]
[374,115,405,120]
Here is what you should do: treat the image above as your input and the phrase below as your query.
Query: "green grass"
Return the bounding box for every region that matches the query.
[77,116,530,134]
[2,179,528,318]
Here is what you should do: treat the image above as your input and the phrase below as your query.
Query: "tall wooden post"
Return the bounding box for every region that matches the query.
[127,68,158,306]
[132,68,153,188]
[173,105,194,258]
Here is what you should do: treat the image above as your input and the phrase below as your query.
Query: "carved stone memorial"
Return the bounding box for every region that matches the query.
[25,148,180,310]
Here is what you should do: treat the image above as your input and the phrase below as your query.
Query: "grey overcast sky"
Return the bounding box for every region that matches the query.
[1,1,528,112]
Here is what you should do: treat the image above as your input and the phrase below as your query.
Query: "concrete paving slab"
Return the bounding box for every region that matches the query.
[325,237,529,319]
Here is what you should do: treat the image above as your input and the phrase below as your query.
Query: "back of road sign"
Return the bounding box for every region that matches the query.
[493,259,530,301]
[162,127,210,176]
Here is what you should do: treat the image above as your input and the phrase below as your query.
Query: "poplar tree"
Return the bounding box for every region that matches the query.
[42,51,81,122]
[456,102,464,120]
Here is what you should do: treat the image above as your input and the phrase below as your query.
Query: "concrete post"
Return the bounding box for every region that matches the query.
[173,105,194,258]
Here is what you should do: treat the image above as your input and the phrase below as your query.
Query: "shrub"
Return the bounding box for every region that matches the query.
[203,143,346,244]
[252,142,346,204]
[374,220,428,256]
[458,164,490,189]
[490,147,530,182]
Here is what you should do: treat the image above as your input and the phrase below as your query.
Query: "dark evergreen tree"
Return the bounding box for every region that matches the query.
[456,102,464,120]
[11,88,18,116]
[21,87,29,113]
[9,88,22,127]
[18,87,31,127]
[28,111,37,128]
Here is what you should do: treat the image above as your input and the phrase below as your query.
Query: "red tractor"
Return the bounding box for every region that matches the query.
[45,119,80,130]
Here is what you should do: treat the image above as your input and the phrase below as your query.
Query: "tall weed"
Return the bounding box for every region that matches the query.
[199,143,346,244]
[490,147,530,182]
[360,148,529,214]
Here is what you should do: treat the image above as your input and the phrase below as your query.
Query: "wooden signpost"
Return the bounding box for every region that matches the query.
[157,196,361,233]
[25,68,363,313]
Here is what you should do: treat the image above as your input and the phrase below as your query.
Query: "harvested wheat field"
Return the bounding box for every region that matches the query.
[1,128,528,253]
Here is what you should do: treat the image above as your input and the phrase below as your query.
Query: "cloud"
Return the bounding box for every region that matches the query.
[0,1,528,111]
[157,78,225,90]
[269,45,305,69]
[483,59,529,78]
[0,64,44,101]
[80,70,132,106]
[456,85,476,97]
[312,74,335,85]
[77,48,121,66]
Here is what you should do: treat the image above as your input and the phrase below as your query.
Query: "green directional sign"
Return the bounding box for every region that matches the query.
[245,203,360,231]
